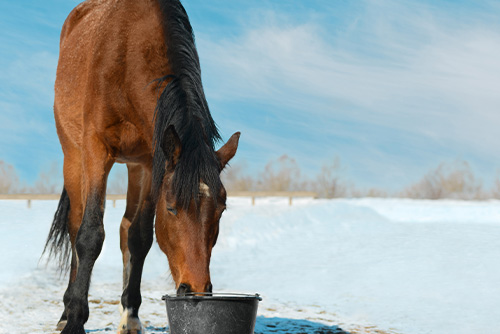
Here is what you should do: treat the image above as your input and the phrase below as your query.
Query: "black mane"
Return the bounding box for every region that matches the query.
[152,0,222,209]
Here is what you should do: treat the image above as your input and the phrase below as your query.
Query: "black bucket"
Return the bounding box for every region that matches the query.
[162,293,262,334]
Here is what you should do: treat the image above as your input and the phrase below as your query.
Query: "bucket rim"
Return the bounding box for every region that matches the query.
[162,292,262,301]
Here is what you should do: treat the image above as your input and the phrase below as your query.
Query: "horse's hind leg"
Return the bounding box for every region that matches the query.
[57,152,84,331]
[57,251,77,330]
[61,138,113,334]
[119,165,154,334]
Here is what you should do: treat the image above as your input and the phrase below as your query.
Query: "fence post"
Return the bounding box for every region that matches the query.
[27,199,31,209]
[289,196,292,206]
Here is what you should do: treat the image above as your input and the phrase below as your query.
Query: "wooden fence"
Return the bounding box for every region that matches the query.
[0,191,317,208]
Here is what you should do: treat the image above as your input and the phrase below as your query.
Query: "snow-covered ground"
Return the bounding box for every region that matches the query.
[1,197,499,334]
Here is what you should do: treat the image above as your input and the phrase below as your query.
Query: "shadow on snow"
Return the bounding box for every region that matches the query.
[255,316,348,334]
[85,317,350,333]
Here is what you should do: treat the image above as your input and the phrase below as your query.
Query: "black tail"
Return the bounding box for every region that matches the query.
[42,187,71,272]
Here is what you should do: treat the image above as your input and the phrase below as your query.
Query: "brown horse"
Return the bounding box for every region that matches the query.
[43,0,240,333]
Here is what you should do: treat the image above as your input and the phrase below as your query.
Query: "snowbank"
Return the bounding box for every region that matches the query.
[1,198,499,334]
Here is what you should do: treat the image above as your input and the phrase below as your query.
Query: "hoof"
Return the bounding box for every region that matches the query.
[118,326,143,334]
[118,330,143,334]
[118,308,143,334]
[61,323,86,334]
[56,320,67,331]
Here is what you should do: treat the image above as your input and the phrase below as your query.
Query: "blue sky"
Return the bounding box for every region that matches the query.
[1,0,500,190]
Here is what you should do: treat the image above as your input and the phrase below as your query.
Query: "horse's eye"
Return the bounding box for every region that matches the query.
[167,206,178,216]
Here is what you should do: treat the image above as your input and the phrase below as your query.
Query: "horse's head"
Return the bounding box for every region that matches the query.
[155,126,240,295]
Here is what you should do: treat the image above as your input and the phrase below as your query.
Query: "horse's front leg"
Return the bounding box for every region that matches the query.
[119,196,154,334]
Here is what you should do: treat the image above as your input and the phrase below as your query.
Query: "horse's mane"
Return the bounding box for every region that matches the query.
[152,0,222,209]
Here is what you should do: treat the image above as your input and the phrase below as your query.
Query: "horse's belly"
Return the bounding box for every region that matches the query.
[104,121,152,164]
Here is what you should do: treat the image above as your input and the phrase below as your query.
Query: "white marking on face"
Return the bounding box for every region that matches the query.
[200,182,210,197]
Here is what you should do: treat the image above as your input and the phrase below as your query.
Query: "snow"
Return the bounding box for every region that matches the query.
[1,197,499,334]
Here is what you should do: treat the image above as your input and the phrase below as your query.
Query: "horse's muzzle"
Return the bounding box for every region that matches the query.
[177,282,213,296]
[177,283,192,296]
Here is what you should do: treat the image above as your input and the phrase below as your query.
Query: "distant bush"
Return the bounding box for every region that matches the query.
[2,156,499,200]
[257,155,302,191]
[490,172,500,199]
[313,157,347,198]
[30,162,63,194]
[222,157,492,200]
[0,160,22,194]
[0,161,64,194]
[350,187,388,198]
[401,160,483,200]
[221,162,255,191]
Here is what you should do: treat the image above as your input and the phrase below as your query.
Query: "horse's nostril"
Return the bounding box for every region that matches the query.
[177,283,191,296]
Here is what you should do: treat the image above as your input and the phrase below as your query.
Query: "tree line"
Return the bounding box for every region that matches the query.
[1,157,500,199]
[221,155,500,200]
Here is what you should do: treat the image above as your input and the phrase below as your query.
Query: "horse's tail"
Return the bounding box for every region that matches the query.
[42,187,71,272]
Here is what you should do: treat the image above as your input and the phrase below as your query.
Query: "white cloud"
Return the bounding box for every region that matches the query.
[0,51,57,105]
[0,50,60,177]
[198,0,500,186]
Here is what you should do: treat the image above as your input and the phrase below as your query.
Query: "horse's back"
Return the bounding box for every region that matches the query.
[55,0,167,157]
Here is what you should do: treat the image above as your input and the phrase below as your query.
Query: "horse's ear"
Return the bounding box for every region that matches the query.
[217,132,240,170]
[162,125,182,168]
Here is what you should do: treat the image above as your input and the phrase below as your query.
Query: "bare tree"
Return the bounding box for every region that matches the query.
[350,187,388,198]
[0,160,21,194]
[3,155,498,200]
[31,162,63,194]
[258,155,302,191]
[221,162,255,191]
[313,157,347,198]
[401,160,483,200]
[490,170,500,199]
